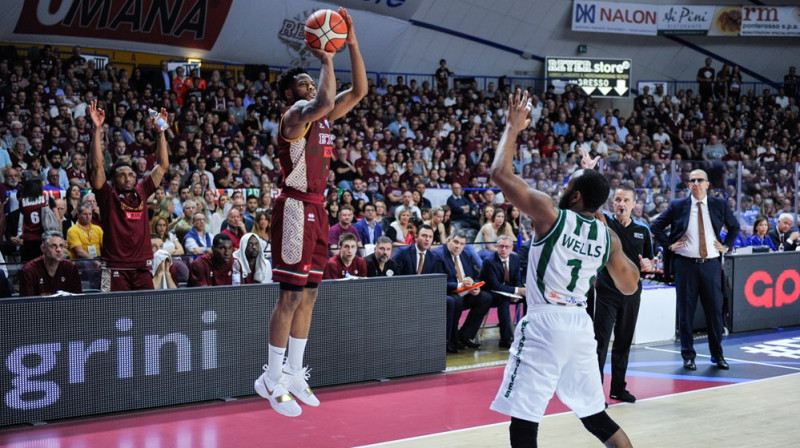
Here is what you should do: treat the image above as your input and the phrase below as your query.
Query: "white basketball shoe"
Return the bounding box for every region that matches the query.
[254,366,302,417]
[282,366,320,407]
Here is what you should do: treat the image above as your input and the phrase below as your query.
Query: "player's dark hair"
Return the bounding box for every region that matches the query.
[574,169,610,212]
[277,67,309,102]
[111,160,134,178]
[20,175,43,199]
[213,233,232,247]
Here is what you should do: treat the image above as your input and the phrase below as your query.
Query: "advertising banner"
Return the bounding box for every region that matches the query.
[572,0,658,36]
[546,57,632,97]
[740,6,800,37]
[14,0,233,51]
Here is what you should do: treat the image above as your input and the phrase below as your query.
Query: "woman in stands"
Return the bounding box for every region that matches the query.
[65,184,83,224]
[506,205,529,244]
[325,201,340,227]
[208,193,230,235]
[253,210,272,259]
[153,197,177,225]
[339,190,360,217]
[151,216,185,256]
[746,216,777,251]
[386,209,412,246]
[474,208,514,255]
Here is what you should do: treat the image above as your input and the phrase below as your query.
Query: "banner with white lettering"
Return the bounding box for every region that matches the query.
[572,0,658,36]
[546,57,632,97]
[740,6,800,37]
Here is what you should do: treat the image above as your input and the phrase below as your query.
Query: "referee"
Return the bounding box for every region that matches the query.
[588,185,654,403]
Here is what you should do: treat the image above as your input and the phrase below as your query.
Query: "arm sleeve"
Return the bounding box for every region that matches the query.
[187,260,208,286]
[642,224,655,259]
[19,266,34,297]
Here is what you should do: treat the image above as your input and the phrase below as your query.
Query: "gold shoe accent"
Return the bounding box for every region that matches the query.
[265,384,296,403]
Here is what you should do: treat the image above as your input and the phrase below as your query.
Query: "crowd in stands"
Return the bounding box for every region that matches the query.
[0,46,799,305]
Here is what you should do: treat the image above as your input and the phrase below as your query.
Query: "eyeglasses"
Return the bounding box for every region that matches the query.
[687,178,707,184]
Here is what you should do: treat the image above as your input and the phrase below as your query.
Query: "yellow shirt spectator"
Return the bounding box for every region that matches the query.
[67,205,104,259]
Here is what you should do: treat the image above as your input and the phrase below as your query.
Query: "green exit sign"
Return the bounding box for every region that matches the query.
[578,44,587,54]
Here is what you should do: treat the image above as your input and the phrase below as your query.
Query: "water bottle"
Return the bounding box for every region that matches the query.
[232,259,241,286]
[149,108,168,131]
[655,250,663,272]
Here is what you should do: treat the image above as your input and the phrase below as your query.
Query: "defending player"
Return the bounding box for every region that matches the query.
[89,100,170,291]
[254,7,367,417]
[489,89,640,448]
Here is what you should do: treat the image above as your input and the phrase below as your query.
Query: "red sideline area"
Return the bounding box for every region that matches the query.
[0,367,732,448]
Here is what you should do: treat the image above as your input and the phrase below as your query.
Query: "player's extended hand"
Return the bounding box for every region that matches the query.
[88,99,105,128]
[307,42,336,62]
[639,254,654,272]
[579,147,600,170]
[669,235,688,252]
[506,88,532,133]
[338,7,357,46]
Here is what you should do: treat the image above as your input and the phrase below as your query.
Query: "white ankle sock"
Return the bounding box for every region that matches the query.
[267,344,285,381]
[286,336,307,372]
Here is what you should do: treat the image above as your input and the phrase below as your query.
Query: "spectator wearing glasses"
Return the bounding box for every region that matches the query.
[184,211,214,256]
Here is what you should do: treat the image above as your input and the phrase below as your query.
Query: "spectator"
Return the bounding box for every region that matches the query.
[435,229,492,354]
[353,202,382,246]
[188,233,237,287]
[150,215,185,256]
[769,213,799,251]
[331,148,358,190]
[19,231,82,297]
[252,210,272,258]
[89,101,170,291]
[474,208,514,254]
[702,135,726,161]
[425,206,448,245]
[482,234,525,348]
[696,58,715,101]
[746,216,777,250]
[184,211,214,255]
[365,236,397,277]
[42,168,62,191]
[66,203,103,259]
[171,199,196,243]
[328,204,361,250]
[234,233,272,284]
[393,190,422,221]
[150,240,178,289]
[386,209,413,246]
[435,59,453,94]
[222,196,254,232]
[323,233,367,279]
[447,182,478,229]
[222,207,247,249]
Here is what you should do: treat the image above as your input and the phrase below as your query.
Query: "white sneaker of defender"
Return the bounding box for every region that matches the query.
[282,366,320,407]
[254,366,302,417]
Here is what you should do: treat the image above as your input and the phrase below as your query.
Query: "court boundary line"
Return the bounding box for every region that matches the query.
[352,371,800,447]
[644,346,800,371]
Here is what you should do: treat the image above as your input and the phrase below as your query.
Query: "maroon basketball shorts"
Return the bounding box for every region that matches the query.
[271,196,329,287]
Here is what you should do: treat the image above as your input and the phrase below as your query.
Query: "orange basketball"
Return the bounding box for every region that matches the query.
[304,9,348,52]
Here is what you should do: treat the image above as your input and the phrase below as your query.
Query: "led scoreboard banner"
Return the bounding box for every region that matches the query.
[546,57,632,97]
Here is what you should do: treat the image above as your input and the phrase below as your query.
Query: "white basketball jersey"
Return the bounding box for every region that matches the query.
[526,209,611,307]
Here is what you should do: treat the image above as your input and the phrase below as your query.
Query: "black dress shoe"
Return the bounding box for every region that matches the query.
[683,359,696,370]
[499,339,512,349]
[714,357,730,370]
[460,337,481,349]
[609,390,636,403]
[454,340,466,350]
[446,341,459,354]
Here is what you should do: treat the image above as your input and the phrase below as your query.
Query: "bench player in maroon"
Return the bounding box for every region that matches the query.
[89,100,171,291]
[254,8,367,417]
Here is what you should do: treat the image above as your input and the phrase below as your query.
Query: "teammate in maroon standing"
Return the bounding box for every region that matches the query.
[89,99,171,291]
[254,7,367,417]
[19,231,82,297]
[15,177,54,262]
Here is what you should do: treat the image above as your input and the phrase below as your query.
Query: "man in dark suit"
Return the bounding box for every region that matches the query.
[152,60,172,96]
[651,169,740,371]
[768,213,800,252]
[392,224,443,276]
[434,230,492,353]
[481,234,525,348]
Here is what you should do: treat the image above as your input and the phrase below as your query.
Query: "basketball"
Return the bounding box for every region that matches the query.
[304,9,348,52]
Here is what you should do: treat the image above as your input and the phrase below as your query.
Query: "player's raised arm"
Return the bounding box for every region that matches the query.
[605,230,640,295]
[328,8,367,122]
[88,100,106,190]
[281,48,336,140]
[490,88,558,236]
[150,107,171,187]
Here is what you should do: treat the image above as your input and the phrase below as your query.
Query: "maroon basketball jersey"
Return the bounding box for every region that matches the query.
[277,110,334,195]
[20,195,49,241]
[95,176,156,269]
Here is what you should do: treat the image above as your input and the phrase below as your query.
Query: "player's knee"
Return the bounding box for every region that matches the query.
[305,282,319,289]
[580,411,620,443]
[280,282,303,292]
[509,417,538,448]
